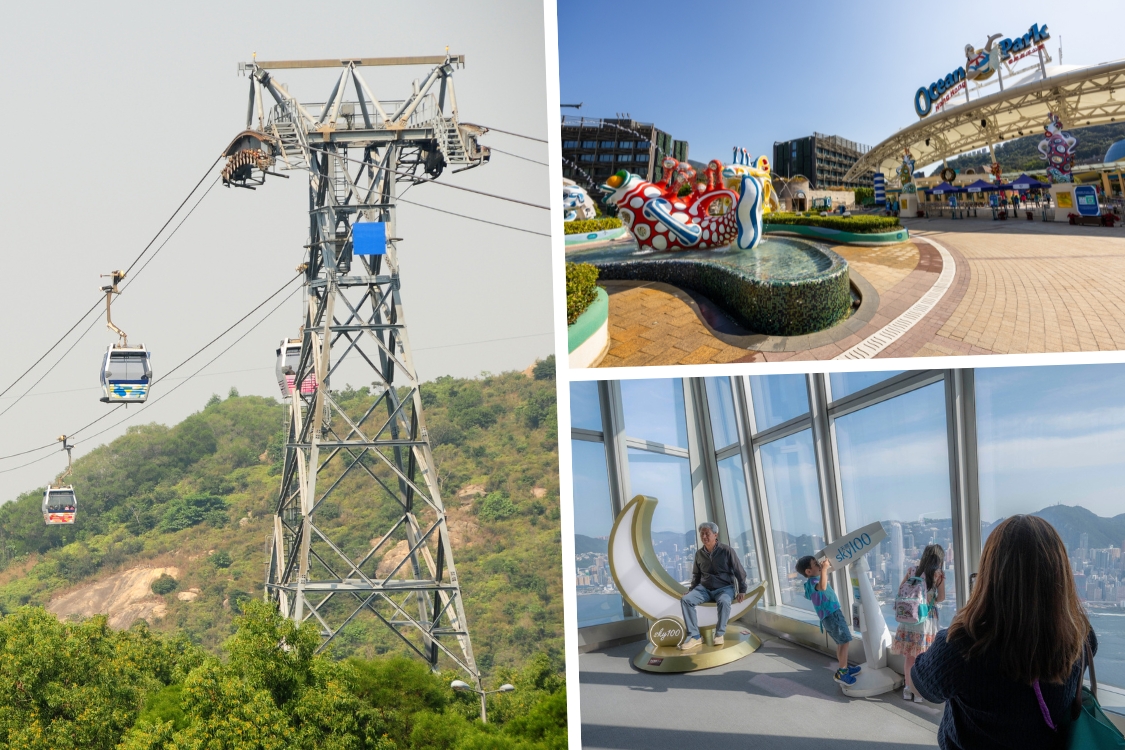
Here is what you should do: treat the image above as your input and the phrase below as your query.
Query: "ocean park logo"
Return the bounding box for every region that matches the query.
[914,23,1050,118]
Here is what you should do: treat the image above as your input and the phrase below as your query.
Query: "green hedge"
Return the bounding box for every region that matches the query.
[766,212,901,234]
[563,217,623,235]
[566,262,600,325]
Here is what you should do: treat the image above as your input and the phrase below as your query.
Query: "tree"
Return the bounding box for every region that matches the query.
[0,608,201,750]
[531,356,555,381]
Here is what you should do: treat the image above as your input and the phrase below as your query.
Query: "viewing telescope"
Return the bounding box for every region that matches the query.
[815,521,902,698]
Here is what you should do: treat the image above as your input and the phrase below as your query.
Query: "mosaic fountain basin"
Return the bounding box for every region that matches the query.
[569,236,852,336]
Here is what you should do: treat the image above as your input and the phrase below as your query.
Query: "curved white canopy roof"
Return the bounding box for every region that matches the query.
[845,58,1125,182]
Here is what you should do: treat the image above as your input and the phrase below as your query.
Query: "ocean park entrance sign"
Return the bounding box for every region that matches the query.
[915,23,1051,118]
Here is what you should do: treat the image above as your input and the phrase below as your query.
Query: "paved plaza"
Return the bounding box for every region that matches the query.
[579,631,940,749]
[590,218,1125,367]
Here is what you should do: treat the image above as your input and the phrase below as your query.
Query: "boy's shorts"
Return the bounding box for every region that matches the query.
[822,609,854,646]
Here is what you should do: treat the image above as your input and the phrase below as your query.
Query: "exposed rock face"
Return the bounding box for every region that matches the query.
[444,505,479,548]
[177,588,201,602]
[376,539,412,579]
[532,487,547,498]
[456,484,487,500]
[48,566,180,630]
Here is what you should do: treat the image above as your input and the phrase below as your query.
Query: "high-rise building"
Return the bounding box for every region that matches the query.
[890,522,905,586]
[561,116,688,196]
[1080,532,1090,552]
[772,132,873,189]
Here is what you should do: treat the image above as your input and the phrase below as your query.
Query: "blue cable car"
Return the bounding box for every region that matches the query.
[98,270,152,403]
[100,345,152,403]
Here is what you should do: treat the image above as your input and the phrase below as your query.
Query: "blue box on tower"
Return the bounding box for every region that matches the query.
[353,222,387,255]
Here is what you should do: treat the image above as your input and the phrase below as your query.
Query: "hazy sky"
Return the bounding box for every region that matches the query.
[0,0,553,499]
[558,0,1124,168]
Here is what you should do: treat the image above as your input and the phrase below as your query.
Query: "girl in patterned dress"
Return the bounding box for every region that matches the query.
[892,543,946,703]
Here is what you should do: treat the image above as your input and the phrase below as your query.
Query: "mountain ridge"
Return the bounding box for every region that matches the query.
[0,367,561,673]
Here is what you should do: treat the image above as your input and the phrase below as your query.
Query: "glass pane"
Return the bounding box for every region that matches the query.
[759,430,824,613]
[835,382,956,629]
[717,455,761,587]
[571,440,624,627]
[621,379,688,448]
[627,448,695,585]
[829,371,906,400]
[976,364,1125,689]
[705,377,740,449]
[127,357,148,380]
[570,381,602,432]
[748,375,809,431]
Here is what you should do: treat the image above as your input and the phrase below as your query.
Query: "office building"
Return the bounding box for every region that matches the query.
[773,132,873,189]
[560,116,688,191]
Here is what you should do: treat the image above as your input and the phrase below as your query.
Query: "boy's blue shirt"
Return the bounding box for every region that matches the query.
[803,576,841,621]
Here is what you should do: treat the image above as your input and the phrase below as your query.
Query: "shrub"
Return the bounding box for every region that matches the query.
[532,355,555,380]
[160,492,228,533]
[210,550,232,569]
[566,262,599,325]
[562,217,622,235]
[478,492,518,522]
[765,212,902,234]
[151,574,178,595]
[854,187,875,205]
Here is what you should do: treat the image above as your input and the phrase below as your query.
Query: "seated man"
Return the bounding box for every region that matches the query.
[679,521,747,650]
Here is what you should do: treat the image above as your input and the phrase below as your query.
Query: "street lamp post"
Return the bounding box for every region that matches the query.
[450,680,515,723]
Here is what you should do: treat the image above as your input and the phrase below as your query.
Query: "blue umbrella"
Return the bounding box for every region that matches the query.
[1009,173,1048,190]
[966,179,999,193]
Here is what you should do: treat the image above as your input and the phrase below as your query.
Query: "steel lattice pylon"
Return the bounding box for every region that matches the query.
[224,54,490,689]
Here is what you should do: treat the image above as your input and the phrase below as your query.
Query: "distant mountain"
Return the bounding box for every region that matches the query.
[930,122,1125,176]
[983,505,1125,551]
[575,534,607,555]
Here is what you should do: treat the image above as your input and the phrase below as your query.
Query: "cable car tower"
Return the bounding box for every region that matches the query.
[224,53,489,692]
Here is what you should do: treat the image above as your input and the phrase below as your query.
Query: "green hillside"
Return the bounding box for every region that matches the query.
[932,122,1125,176]
[0,364,562,675]
[979,504,1125,550]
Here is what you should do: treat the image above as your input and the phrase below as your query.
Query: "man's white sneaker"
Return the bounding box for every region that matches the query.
[678,637,702,650]
[903,687,914,701]
[712,635,724,645]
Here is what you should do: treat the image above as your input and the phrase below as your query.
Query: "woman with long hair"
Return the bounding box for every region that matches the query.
[912,515,1097,749]
[892,543,946,702]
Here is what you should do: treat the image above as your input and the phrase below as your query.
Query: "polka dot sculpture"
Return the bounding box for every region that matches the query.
[600,149,776,253]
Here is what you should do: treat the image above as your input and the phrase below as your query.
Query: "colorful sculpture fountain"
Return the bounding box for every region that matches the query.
[599,149,776,253]
[580,149,851,337]
[563,179,597,221]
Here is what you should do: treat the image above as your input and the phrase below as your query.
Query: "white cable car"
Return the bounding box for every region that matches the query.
[275,338,317,399]
[98,270,153,403]
[100,345,153,403]
[43,436,76,525]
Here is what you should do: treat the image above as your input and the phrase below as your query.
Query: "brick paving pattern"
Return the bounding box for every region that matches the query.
[589,219,1125,367]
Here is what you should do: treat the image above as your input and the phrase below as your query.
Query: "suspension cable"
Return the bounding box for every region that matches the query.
[306,146,549,210]
[465,124,547,144]
[0,156,223,410]
[0,272,299,462]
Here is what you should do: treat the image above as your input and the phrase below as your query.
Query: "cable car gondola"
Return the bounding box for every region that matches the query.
[275,338,317,399]
[43,436,76,525]
[98,270,153,404]
[100,345,153,403]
